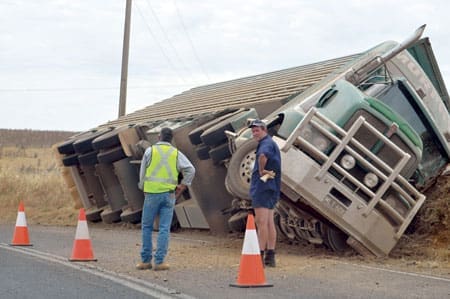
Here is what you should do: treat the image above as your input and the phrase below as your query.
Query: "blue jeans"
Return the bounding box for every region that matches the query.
[140,192,175,265]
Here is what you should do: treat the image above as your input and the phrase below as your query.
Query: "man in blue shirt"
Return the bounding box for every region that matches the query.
[249,119,281,267]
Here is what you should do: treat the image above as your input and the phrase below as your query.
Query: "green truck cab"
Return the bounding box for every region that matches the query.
[225,25,450,256]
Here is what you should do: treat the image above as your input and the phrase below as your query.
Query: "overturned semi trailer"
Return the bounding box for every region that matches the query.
[56,26,450,256]
[55,44,357,233]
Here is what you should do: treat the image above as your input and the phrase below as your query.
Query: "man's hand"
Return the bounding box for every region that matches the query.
[175,184,187,198]
[260,170,276,182]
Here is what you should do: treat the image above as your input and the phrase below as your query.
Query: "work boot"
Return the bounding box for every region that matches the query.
[154,262,170,271]
[135,262,152,270]
[264,250,276,267]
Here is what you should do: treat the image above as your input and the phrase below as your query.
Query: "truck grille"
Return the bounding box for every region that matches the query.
[344,110,419,179]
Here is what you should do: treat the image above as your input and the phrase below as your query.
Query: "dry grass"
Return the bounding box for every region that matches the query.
[0,146,78,226]
[392,174,450,264]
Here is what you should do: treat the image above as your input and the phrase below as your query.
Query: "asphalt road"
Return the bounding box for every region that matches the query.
[0,247,160,299]
[0,224,449,299]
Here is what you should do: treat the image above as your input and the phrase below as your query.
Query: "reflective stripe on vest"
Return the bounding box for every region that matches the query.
[143,144,179,193]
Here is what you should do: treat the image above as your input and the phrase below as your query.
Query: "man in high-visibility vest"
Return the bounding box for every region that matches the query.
[136,127,195,271]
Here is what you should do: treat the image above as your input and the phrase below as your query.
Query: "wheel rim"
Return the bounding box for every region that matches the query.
[238,150,256,189]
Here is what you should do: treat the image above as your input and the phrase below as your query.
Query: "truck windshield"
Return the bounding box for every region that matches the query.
[376,81,447,187]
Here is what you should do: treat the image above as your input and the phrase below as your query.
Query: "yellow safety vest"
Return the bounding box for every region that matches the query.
[143,144,179,193]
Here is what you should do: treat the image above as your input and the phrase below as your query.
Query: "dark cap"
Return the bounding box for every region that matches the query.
[160,127,173,142]
[248,119,266,128]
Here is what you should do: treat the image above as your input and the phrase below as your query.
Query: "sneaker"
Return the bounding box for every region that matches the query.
[154,262,170,271]
[135,262,152,270]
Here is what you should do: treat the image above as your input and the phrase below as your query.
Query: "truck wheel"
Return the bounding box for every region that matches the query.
[274,208,296,241]
[200,119,233,147]
[62,153,79,166]
[321,224,349,253]
[200,108,257,147]
[225,139,258,200]
[92,125,132,150]
[195,144,210,160]
[97,146,126,164]
[78,151,99,166]
[73,128,113,154]
[209,143,231,164]
[188,109,241,145]
[227,211,247,232]
[57,139,76,155]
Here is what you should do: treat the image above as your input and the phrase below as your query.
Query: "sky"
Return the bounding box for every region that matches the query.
[1,0,449,131]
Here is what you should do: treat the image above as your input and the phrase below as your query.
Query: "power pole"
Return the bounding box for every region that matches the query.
[118,0,132,117]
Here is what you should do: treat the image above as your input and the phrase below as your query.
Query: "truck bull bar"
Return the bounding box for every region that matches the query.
[282,107,425,241]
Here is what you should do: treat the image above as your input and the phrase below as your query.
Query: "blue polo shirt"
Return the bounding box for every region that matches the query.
[249,135,281,203]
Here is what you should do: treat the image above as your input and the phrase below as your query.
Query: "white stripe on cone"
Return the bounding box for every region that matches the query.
[242,229,261,255]
[15,212,27,227]
[74,220,90,240]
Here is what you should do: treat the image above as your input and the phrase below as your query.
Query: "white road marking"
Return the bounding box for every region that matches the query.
[0,243,197,299]
[339,261,450,283]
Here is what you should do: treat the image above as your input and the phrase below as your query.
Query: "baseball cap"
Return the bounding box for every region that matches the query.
[248,119,266,128]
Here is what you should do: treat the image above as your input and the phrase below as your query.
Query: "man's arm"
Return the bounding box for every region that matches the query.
[176,151,195,197]
[138,147,152,190]
[258,153,269,176]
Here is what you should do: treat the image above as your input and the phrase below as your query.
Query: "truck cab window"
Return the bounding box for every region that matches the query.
[376,81,447,188]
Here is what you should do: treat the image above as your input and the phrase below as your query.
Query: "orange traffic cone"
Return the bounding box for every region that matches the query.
[230,212,273,288]
[69,208,97,262]
[10,201,32,246]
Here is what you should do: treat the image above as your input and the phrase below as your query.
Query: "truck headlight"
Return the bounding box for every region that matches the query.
[340,154,356,170]
[312,136,330,152]
[363,173,379,188]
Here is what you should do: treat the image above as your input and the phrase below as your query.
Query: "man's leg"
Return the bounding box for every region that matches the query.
[265,208,277,267]
[154,193,176,267]
[140,194,159,264]
[254,207,269,251]
[267,208,277,249]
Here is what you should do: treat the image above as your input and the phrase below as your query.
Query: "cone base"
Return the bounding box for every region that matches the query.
[9,243,33,247]
[69,258,98,262]
[229,283,273,288]
[69,239,96,262]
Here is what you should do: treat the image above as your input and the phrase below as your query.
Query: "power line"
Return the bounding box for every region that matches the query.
[143,0,193,78]
[172,0,210,81]
[0,84,194,93]
[134,0,188,83]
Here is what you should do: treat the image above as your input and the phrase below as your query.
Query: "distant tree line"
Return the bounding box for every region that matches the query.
[0,129,77,148]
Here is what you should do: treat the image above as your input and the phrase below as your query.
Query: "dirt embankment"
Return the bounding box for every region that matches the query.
[391,173,450,263]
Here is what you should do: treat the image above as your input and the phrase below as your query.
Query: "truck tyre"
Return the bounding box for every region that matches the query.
[196,144,210,160]
[189,125,211,146]
[321,224,349,253]
[73,128,113,154]
[227,211,247,232]
[225,139,258,200]
[209,142,231,164]
[200,109,258,147]
[92,126,131,150]
[200,119,233,147]
[78,151,99,166]
[274,208,296,242]
[57,139,76,155]
[62,153,79,166]
[188,109,240,145]
[97,146,126,164]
